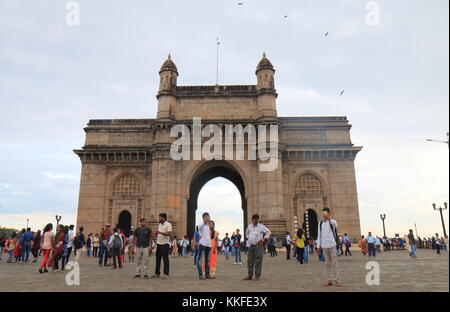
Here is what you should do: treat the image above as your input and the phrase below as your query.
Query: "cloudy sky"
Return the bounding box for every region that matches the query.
[0,0,448,238]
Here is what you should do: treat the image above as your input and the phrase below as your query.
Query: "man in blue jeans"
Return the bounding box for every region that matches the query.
[98,224,112,266]
[21,228,34,263]
[366,232,376,257]
[407,229,417,258]
[197,212,212,280]
[231,229,242,264]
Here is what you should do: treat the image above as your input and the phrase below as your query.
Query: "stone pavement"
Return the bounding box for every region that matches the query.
[0,248,447,292]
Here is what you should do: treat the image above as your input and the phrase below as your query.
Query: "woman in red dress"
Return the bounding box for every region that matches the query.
[49,224,65,272]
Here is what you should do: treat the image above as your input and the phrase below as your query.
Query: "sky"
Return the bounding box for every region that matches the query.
[0,0,448,238]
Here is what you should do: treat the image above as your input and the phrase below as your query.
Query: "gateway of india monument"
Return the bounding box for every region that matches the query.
[74,54,362,240]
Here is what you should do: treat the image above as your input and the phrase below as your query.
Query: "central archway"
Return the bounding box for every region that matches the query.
[187,161,247,239]
[118,210,132,236]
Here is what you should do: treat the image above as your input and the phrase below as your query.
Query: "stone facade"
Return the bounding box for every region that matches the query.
[74,54,362,239]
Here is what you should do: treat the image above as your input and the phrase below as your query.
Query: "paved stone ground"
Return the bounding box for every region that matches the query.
[0,248,448,292]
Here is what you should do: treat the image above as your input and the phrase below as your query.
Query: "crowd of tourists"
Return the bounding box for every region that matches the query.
[1,207,447,287]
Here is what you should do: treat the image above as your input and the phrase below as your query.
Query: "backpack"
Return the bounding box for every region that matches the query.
[73,235,82,249]
[112,235,122,249]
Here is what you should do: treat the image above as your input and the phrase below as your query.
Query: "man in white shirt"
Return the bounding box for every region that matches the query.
[152,213,172,279]
[316,207,342,287]
[285,232,292,260]
[65,224,75,264]
[197,212,212,280]
[243,214,271,281]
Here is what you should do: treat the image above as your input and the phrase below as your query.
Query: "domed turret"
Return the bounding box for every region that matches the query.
[159,54,178,74]
[256,52,274,74]
[159,54,178,92]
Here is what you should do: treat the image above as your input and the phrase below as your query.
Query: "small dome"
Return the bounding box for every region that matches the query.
[159,54,178,74]
[256,52,274,72]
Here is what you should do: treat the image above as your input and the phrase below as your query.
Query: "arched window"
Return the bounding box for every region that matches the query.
[112,173,140,196]
[295,173,324,196]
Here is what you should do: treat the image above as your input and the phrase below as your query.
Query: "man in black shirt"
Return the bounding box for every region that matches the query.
[133,218,152,278]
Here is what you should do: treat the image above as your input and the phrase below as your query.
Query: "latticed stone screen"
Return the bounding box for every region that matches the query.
[112,174,140,196]
[295,173,324,196]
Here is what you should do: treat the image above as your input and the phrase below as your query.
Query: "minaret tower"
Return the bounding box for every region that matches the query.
[255,52,277,119]
[157,54,178,119]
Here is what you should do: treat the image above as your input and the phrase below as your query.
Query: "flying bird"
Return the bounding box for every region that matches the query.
[238,2,244,5]
[340,90,345,96]
[325,32,329,37]
[284,15,289,18]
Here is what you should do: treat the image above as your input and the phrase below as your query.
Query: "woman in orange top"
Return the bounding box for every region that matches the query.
[358,235,368,255]
[209,220,219,279]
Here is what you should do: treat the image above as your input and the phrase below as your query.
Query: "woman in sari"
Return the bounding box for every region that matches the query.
[31,230,41,262]
[358,235,368,255]
[209,220,219,279]
[50,224,65,272]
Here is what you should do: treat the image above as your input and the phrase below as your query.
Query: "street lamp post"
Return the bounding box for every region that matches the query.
[26,219,29,227]
[432,203,448,237]
[380,214,386,238]
[55,215,62,228]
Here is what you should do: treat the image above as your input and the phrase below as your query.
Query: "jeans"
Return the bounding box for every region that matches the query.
[193,248,199,266]
[155,244,170,276]
[234,247,241,262]
[345,244,352,256]
[112,247,122,268]
[231,246,236,257]
[21,242,31,262]
[303,246,309,263]
[98,244,109,266]
[197,245,211,277]
[182,247,187,257]
[410,244,416,257]
[224,246,230,259]
[286,245,291,259]
[368,243,376,256]
[86,247,91,257]
[296,247,304,264]
[7,250,14,263]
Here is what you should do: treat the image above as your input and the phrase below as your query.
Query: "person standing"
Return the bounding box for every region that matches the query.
[208,220,219,279]
[285,232,292,260]
[127,231,135,262]
[108,228,124,269]
[7,232,17,263]
[133,218,152,278]
[222,233,231,260]
[231,229,242,265]
[366,232,376,257]
[243,214,271,281]
[92,233,100,257]
[197,212,212,280]
[407,229,417,258]
[293,229,306,265]
[316,207,342,287]
[39,224,54,273]
[98,224,112,267]
[31,230,41,262]
[152,213,172,279]
[358,235,368,255]
[74,227,85,263]
[435,233,441,255]
[86,233,93,258]
[20,227,34,263]
[65,225,75,264]
[193,227,200,266]
[50,225,65,272]
[375,236,381,254]
[343,233,352,256]
[181,236,189,257]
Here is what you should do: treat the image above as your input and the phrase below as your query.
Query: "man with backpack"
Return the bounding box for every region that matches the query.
[316,207,342,287]
[108,228,124,269]
[73,227,85,263]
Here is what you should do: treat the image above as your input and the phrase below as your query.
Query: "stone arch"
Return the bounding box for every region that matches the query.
[185,160,249,238]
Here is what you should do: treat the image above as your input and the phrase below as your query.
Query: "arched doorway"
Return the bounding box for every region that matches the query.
[187,162,247,239]
[303,209,318,239]
[118,210,132,236]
